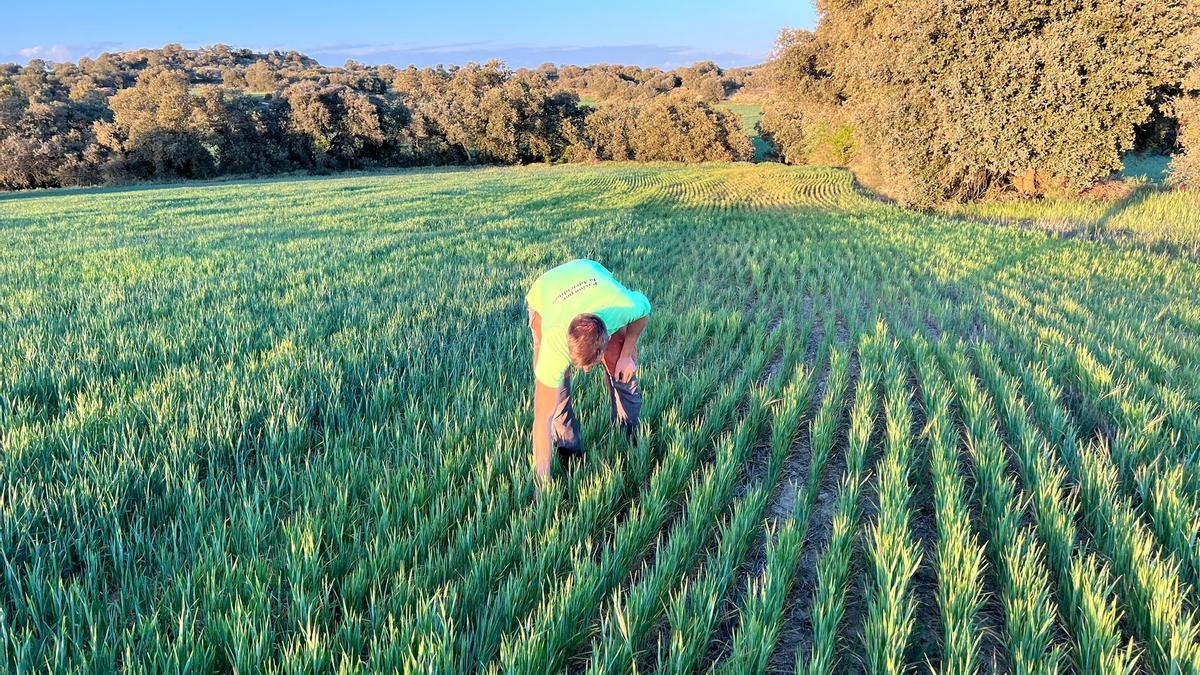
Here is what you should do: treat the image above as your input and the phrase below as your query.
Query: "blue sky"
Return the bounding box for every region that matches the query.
[1,1,819,69]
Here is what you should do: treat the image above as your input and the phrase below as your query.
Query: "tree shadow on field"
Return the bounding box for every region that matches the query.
[0,163,494,203]
[1084,183,1155,241]
[943,182,1200,261]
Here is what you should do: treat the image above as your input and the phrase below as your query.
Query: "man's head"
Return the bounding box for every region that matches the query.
[567,313,608,371]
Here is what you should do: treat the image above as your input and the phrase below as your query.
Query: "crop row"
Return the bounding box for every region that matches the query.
[3,163,1199,671]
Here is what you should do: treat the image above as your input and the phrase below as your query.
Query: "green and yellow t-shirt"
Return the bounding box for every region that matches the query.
[527,259,651,387]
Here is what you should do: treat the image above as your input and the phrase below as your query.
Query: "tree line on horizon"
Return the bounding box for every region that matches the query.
[6,2,1200,205]
[553,61,760,103]
[0,45,752,191]
[759,0,1200,205]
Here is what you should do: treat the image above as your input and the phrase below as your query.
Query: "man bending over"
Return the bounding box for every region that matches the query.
[526,259,651,485]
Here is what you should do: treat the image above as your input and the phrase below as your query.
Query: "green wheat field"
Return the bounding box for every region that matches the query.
[3,163,1200,672]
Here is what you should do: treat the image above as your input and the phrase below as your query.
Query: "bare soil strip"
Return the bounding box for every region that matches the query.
[768,348,862,673]
[904,367,942,670]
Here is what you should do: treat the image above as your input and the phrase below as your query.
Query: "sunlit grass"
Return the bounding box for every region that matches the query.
[714,102,771,161]
[941,166,1200,258]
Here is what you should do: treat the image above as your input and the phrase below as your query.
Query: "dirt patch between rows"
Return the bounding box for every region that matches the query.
[700,303,837,671]
[769,333,864,671]
[904,367,942,672]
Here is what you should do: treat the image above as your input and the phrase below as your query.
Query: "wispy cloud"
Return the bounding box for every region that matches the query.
[6,41,122,64]
[18,45,73,61]
[306,42,764,69]
[2,40,761,70]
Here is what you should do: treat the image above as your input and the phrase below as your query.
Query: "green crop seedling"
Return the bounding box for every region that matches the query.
[2,163,1199,672]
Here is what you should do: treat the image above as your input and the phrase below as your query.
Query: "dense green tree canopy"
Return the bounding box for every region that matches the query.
[576,96,752,162]
[0,46,752,191]
[766,0,1198,204]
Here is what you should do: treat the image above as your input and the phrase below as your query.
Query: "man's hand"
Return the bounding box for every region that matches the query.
[614,355,637,382]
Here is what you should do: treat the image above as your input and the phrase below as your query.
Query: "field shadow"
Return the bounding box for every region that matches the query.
[937,183,1200,264]
[0,164,498,204]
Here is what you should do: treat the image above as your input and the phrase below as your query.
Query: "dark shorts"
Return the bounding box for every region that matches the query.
[550,368,642,456]
[530,305,643,454]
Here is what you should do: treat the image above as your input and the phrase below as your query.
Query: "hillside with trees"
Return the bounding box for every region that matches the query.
[550,62,765,104]
[0,45,753,191]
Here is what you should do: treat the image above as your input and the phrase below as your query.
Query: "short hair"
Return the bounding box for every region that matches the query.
[567,314,608,368]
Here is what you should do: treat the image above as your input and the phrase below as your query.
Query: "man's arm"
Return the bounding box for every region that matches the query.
[532,378,557,483]
[620,316,646,357]
[529,308,542,371]
[614,315,647,382]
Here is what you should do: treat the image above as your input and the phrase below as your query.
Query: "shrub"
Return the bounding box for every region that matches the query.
[631,97,752,163]
[1170,30,1200,188]
[1172,98,1200,188]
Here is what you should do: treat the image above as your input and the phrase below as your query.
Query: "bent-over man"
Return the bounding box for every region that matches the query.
[526,258,651,485]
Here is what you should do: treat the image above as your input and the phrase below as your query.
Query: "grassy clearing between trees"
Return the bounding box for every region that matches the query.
[714,102,771,161]
[2,162,1200,672]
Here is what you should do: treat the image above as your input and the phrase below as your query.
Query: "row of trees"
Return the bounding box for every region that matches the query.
[761,1,1200,204]
[0,47,754,191]
[551,62,758,104]
[576,98,752,162]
